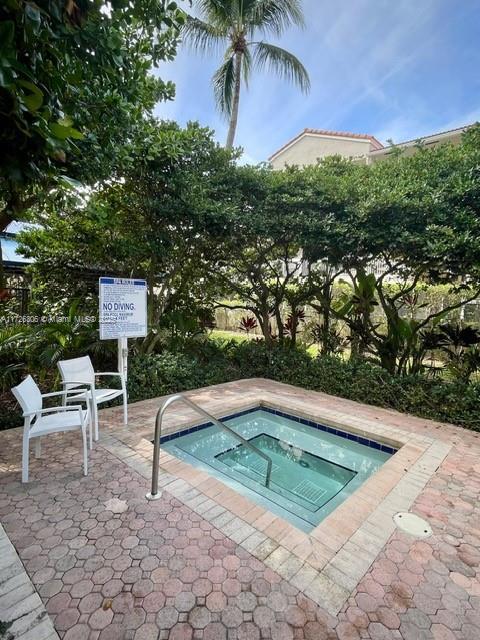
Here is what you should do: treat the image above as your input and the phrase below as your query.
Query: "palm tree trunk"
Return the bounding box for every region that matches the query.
[226,52,242,149]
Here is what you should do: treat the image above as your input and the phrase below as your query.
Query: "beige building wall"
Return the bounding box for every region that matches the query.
[270,133,373,169]
[269,125,473,169]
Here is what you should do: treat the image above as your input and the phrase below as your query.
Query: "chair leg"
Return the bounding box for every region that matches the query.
[82,427,88,476]
[88,402,93,449]
[35,437,41,459]
[22,433,30,483]
[93,401,99,441]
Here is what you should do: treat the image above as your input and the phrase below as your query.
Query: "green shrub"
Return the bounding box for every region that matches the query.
[302,355,479,430]
[227,340,312,382]
[0,392,22,430]
[127,341,480,431]
[2,339,479,431]
[128,352,204,402]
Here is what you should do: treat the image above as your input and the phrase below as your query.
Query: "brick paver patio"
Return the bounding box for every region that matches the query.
[0,379,479,639]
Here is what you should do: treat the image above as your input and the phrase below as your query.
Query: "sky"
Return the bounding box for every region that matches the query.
[154,0,480,163]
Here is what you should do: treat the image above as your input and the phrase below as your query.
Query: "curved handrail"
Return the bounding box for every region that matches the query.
[146,393,272,500]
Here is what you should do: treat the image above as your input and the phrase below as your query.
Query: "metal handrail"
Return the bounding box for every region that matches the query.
[146,393,272,500]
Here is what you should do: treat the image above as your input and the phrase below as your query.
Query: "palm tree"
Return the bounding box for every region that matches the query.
[183,0,310,148]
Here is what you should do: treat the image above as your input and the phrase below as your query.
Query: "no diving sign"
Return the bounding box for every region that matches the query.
[99,277,147,340]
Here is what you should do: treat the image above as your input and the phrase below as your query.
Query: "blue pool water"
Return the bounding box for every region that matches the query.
[161,408,394,532]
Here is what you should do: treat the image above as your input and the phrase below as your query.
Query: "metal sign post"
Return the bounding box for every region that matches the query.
[118,336,129,379]
[99,277,147,390]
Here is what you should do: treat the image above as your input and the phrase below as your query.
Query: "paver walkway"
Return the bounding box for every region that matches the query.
[0,437,332,640]
[0,379,479,640]
[340,442,480,640]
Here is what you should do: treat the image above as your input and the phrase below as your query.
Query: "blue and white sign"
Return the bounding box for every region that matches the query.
[99,277,147,340]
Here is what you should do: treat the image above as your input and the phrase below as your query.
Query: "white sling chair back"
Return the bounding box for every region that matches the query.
[57,355,127,441]
[11,375,90,483]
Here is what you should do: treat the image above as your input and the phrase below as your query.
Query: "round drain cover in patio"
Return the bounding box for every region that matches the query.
[393,512,432,538]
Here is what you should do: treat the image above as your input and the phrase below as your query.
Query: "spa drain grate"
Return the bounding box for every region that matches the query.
[292,479,327,505]
[393,512,432,538]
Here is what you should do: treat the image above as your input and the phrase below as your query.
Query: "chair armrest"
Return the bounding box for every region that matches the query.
[23,404,84,418]
[95,372,124,378]
[60,380,95,389]
[41,388,89,399]
[95,372,126,389]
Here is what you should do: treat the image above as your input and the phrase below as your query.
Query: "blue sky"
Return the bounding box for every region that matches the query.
[154,0,480,163]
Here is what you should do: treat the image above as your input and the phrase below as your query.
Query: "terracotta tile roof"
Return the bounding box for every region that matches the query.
[268,128,384,161]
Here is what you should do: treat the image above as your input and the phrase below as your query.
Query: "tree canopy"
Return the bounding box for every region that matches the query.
[20,120,237,328]
[16,121,480,376]
[0,0,185,229]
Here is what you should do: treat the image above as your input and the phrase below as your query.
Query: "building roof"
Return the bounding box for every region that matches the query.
[268,128,384,161]
[368,123,473,155]
[1,221,36,267]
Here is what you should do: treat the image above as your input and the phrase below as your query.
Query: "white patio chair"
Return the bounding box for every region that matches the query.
[11,375,90,483]
[57,355,127,442]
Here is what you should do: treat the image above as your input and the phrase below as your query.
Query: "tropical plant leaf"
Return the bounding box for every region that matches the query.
[18,79,44,112]
[249,0,305,36]
[212,54,236,116]
[182,16,227,54]
[50,122,84,140]
[252,41,310,92]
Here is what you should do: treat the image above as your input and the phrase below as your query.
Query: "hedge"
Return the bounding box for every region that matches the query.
[128,340,480,431]
[2,340,479,431]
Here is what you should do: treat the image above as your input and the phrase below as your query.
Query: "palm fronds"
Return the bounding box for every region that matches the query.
[182,16,227,54]
[185,0,309,146]
[252,41,310,92]
[213,54,236,116]
[248,0,305,36]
